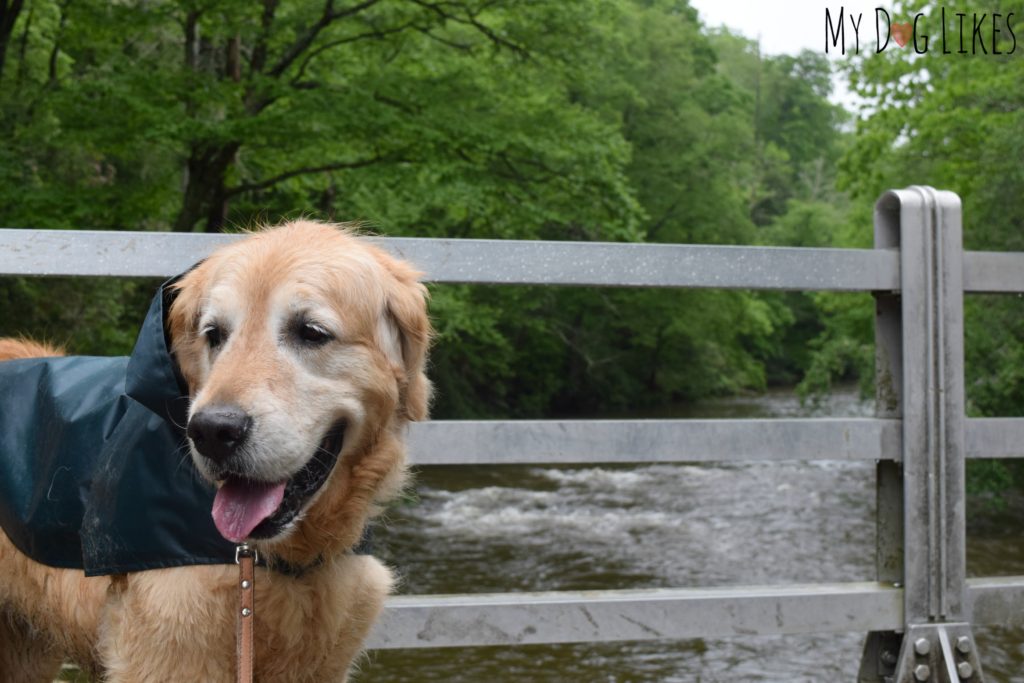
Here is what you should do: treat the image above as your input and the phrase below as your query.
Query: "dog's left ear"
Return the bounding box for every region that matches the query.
[378,255,432,421]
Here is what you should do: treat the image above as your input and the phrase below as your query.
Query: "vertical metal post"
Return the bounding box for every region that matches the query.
[873,193,906,585]
[859,192,908,682]
[896,187,967,626]
[859,187,985,683]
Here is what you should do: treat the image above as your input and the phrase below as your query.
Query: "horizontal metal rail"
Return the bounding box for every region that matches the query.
[368,582,904,649]
[407,418,899,464]
[962,251,1024,293]
[406,417,1024,465]
[0,228,898,291]
[967,576,1024,628]
[2,228,1022,293]
[385,239,898,291]
[370,577,1024,651]
[366,576,1024,649]
[965,418,1024,460]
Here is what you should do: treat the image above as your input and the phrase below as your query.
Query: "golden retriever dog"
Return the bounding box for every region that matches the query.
[0,221,430,681]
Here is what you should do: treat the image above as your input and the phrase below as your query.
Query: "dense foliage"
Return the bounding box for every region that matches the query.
[0,0,848,418]
[1,0,1020,490]
[822,0,1024,492]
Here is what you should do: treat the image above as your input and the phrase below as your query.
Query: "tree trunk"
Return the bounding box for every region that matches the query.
[173,142,240,232]
[0,0,25,84]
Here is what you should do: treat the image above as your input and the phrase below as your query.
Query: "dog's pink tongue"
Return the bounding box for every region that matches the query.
[212,479,286,543]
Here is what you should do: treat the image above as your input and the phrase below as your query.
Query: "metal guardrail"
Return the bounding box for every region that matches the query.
[402,417,1024,465]
[2,227,1024,292]
[1,186,1022,682]
[370,577,1024,650]
[0,229,899,289]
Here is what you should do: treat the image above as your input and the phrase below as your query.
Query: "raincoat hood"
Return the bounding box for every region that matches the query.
[0,274,237,575]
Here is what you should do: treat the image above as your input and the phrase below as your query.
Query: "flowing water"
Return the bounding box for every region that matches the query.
[358,388,1024,682]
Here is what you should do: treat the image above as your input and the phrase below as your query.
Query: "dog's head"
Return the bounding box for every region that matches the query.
[167,221,430,549]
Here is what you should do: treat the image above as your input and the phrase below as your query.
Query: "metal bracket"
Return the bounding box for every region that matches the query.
[891,624,985,682]
[860,623,986,683]
[859,630,902,682]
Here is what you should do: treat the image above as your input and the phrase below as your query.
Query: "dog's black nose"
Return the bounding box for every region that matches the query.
[187,406,252,463]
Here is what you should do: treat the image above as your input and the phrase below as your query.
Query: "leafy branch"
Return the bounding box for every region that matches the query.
[266,0,382,78]
[408,0,530,58]
[226,150,409,197]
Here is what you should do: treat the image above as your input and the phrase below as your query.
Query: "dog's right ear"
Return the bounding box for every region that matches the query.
[376,254,432,422]
[166,262,211,395]
[387,283,432,422]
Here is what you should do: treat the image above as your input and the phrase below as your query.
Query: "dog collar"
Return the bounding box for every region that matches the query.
[259,554,323,578]
[254,524,372,578]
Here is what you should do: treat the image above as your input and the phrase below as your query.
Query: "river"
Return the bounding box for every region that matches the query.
[359,388,1024,682]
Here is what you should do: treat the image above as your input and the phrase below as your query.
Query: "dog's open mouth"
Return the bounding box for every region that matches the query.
[210,421,345,543]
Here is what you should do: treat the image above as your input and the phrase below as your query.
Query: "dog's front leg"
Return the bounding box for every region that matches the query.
[241,554,394,682]
[0,609,64,683]
[97,565,237,683]
[314,555,395,682]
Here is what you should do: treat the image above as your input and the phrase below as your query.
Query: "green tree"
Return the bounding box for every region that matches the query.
[831,0,1024,491]
[0,1,642,236]
[0,0,853,419]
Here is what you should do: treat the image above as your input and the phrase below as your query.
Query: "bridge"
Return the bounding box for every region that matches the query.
[3,187,1023,681]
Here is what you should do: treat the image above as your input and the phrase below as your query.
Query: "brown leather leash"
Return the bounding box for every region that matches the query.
[236,544,256,683]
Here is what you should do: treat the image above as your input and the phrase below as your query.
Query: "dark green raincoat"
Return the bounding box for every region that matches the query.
[0,275,237,576]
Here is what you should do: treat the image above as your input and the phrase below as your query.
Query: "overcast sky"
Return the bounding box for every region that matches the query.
[688,0,895,110]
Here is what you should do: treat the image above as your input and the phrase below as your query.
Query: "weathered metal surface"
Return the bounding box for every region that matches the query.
[0,228,900,290]
[859,630,904,682]
[963,251,1024,293]
[384,239,900,291]
[964,418,1024,459]
[3,229,1021,292]
[873,201,906,584]
[861,188,981,683]
[406,418,900,465]
[967,576,1024,628]
[860,190,908,683]
[366,577,1024,650]
[402,417,1022,465]
[367,582,904,650]
[890,623,985,683]
[0,229,239,278]
[884,187,969,627]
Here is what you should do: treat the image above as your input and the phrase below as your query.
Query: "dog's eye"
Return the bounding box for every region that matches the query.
[202,324,225,350]
[297,322,333,346]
